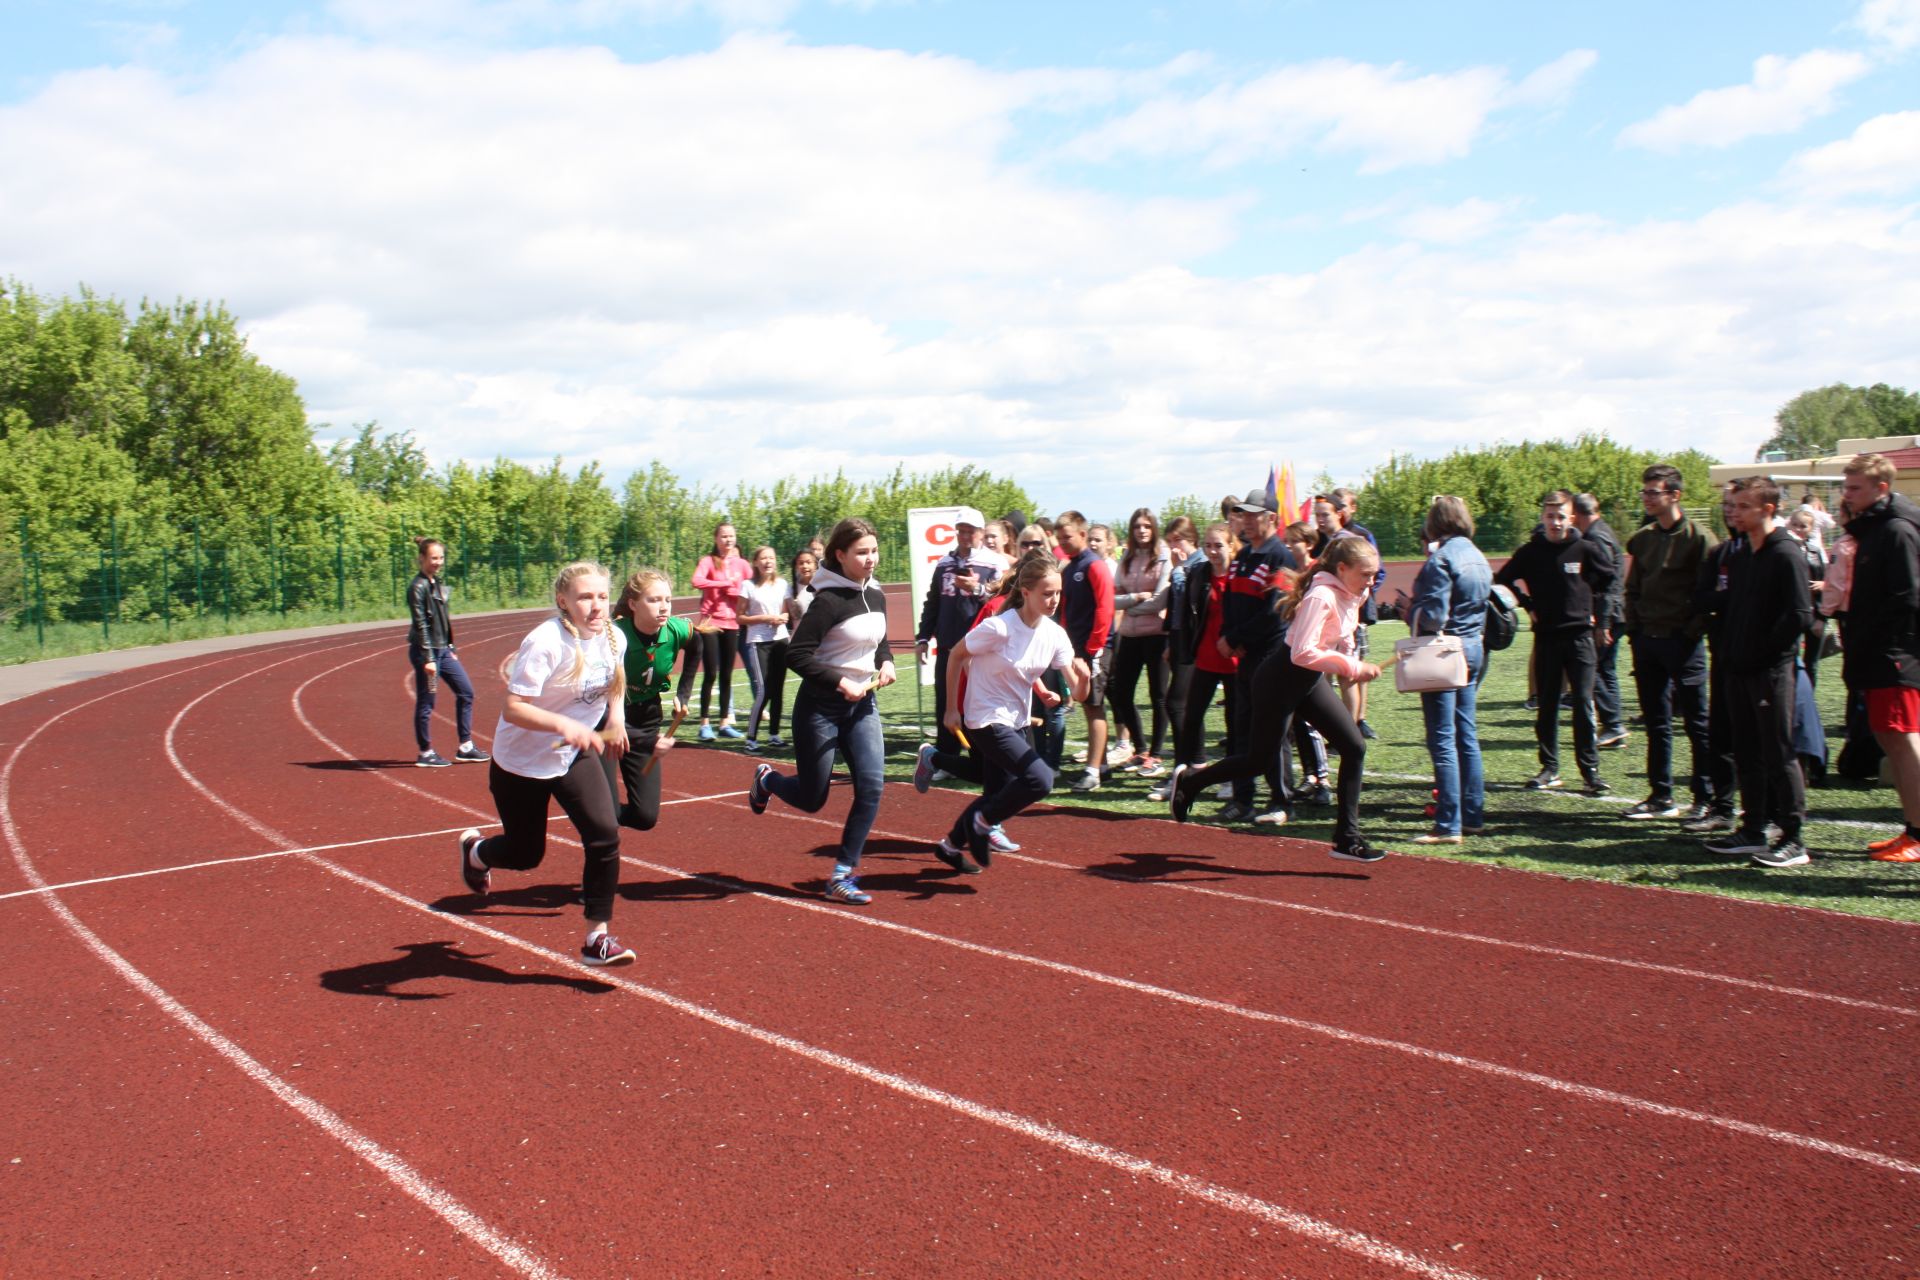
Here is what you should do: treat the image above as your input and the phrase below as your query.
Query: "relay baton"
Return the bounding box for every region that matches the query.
[640,701,689,777]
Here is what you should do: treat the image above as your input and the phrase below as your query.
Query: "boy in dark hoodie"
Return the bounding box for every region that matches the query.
[1840,453,1920,863]
[1704,477,1812,868]
[1495,490,1617,794]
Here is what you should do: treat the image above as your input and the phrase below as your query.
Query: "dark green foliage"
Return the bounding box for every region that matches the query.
[1756,383,1920,461]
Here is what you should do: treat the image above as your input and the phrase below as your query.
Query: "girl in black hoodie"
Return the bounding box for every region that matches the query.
[747,518,897,905]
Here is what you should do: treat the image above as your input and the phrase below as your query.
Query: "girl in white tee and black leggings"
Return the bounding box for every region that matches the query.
[748,519,897,905]
[457,562,635,965]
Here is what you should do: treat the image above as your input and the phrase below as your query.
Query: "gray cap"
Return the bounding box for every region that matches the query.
[1232,487,1277,514]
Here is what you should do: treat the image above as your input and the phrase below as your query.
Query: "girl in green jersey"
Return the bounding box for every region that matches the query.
[612,568,693,830]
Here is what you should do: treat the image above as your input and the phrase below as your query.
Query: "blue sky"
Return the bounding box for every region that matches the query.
[3,0,1916,515]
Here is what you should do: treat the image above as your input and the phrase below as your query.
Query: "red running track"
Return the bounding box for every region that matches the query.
[2,616,1917,1278]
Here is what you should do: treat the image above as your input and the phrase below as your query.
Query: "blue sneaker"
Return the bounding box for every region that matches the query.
[987,825,1019,854]
[749,763,773,815]
[698,724,716,741]
[717,723,744,739]
[913,743,937,793]
[824,875,871,905]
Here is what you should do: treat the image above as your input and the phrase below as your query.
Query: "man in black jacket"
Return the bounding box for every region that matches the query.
[1704,477,1812,867]
[1495,491,1617,794]
[1218,487,1297,821]
[915,508,997,761]
[1571,493,1628,748]
[1840,454,1920,863]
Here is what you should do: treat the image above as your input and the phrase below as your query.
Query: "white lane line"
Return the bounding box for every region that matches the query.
[0,824,498,904]
[286,662,1920,1180]
[168,725,1485,1280]
[3,645,564,1280]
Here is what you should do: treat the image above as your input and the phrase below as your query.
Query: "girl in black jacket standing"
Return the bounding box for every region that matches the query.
[748,518,897,905]
[407,537,488,768]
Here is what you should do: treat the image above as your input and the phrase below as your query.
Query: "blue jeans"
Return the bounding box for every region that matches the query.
[410,644,474,752]
[766,688,885,869]
[1421,636,1486,834]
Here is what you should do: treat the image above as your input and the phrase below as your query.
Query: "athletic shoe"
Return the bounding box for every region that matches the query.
[581,932,636,966]
[967,817,993,869]
[1461,825,1486,836]
[1868,830,1912,852]
[1107,742,1134,765]
[1146,780,1174,802]
[1624,797,1682,820]
[913,743,937,794]
[1134,757,1165,779]
[1752,838,1811,868]
[1168,764,1192,824]
[1681,802,1714,823]
[932,837,980,874]
[824,876,872,905]
[698,724,717,741]
[1411,831,1463,845]
[416,750,452,768]
[457,829,490,895]
[748,762,773,815]
[1252,807,1290,825]
[1703,829,1771,856]
[766,735,786,748]
[454,745,491,764]
[1871,833,1920,863]
[932,769,956,783]
[1596,728,1630,749]
[1523,697,1538,711]
[1330,839,1387,863]
[1217,800,1256,822]
[743,738,762,753]
[1580,777,1612,797]
[1525,770,1562,790]
[717,724,744,739]
[1357,719,1378,741]
[987,826,1019,854]
[1681,811,1737,835]
[1070,770,1102,793]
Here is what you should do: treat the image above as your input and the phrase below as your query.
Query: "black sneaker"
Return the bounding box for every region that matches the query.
[1525,770,1563,790]
[932,837,981,875]
[1357,719,1378,741]
[1681,801,1713,823]
[1070,769,1102,793]
[416,750,452,768]
[458,829,490,895]
[748,763,773,815]
[581,932,636,966]
[1523,697,1538,711]
[1596,728,1629,749]
[1703,829,1771,856]
[1330,839,1387,863]
[1306,783,1332,806]
[1168,764,1192,824]
[1580,777,1612,797]
[967,817,993,869]
[1752,838,1811,868]
[453,745,490,764]
[1217,800,1256,822]
[1682,810,1737,835]
[1624,797,1681,820]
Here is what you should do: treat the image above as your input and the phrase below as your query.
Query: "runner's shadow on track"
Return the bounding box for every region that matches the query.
[687,861,978,903]
[618,876,746,904]
[1085,851,1366,881]
[320,940,614,1000]
[296,759,419,771]
[431,882,579,917]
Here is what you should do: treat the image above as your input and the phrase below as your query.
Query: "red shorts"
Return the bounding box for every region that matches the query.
[1867,686,1920,734]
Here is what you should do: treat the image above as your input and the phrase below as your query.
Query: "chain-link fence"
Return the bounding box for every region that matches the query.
[1,515,911,657]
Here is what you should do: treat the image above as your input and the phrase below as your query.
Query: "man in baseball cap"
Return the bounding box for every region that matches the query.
[917,507,996,762]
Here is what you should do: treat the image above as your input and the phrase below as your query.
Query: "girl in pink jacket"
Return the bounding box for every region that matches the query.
[1168,535,1389,862]
[676,521,752,739]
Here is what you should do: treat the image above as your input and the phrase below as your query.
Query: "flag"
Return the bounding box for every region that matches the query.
[1265,464,1279,511]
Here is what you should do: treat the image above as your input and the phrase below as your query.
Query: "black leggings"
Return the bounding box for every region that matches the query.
[675,628,740,721]
[1177,667,1237,767]
[1179,647,1366,845]
[1110,633,1170,758]
[614,701,665,831]
[476,747,622,922]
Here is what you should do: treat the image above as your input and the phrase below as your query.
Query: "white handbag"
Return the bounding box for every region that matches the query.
[1393,633,1469,693]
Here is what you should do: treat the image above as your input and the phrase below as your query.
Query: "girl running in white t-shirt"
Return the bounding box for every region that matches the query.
[933,552,1089,871]
[457,562,635,965]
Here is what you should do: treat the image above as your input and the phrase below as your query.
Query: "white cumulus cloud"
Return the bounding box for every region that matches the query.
[1854,0,1920,51]
[1618,49,1870,151]
[1785,110,1920,195]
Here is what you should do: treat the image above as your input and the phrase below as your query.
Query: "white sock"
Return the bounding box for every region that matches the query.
[585,923,607,941]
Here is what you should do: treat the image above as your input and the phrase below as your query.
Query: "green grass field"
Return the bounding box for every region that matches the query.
[831,622,1919,925]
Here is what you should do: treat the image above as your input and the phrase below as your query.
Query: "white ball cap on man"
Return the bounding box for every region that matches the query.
[954,506,987,530]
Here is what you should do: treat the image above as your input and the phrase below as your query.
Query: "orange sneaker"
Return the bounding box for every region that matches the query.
[1869,831,1908,852]
[1871,834,1920,863]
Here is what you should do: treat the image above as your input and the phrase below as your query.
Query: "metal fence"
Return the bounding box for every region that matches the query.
[1,515,912,650]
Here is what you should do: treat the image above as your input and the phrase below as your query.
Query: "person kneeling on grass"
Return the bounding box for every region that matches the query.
[1167,535,1389,863]
[930,552,1090,872]
[747,518,897,906]
[457,562,634,966]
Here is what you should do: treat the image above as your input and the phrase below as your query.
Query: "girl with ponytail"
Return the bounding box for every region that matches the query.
[611,567,692,832]
[457,562,638,966]
[1167,534,1391,863]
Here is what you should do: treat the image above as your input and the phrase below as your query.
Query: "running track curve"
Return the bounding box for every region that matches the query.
[2,616,1916,1278]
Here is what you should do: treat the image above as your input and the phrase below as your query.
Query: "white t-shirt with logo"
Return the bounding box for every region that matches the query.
[491,616,627,779]
[962,610,1074,730]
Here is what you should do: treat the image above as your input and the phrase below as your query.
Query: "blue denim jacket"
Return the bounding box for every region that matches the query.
[1410,536,1492,637]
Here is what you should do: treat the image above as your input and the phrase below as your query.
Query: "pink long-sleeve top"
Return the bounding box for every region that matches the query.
[693,553,751,628]
[1287,571,1368,679]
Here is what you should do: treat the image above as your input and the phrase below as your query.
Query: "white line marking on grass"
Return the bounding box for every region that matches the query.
[2,647,565,1280]
[0,824,498,904]
[286,663,1920,1179]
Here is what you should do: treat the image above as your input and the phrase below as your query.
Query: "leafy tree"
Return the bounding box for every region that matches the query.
[1756,383,1920,460]
[327,423,430,500]
[0,281,145,445]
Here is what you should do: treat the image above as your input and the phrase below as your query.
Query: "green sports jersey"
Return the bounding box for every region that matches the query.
[616,615,691,703]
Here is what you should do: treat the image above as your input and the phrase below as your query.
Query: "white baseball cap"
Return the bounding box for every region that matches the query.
[954,507,986,529]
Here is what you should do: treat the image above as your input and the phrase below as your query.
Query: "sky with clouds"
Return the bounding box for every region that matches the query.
[3,0,1917,515]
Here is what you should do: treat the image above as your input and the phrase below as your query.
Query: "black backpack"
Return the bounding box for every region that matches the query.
[1484,584,1521,651]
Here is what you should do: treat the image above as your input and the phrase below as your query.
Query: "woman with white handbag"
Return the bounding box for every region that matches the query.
[1404,496,1493,844]
[1168,535,1389,862]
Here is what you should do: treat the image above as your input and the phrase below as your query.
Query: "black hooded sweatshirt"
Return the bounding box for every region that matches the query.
[1842,492,1920,691]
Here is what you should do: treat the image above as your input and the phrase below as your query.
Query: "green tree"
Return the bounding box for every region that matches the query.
[327,423,430,500]
[0,281,145,445]
[1757,383,1920,460]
